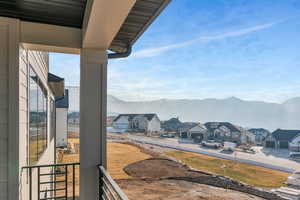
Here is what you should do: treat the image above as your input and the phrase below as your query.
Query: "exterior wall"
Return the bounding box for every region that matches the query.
[19,45,29,200]
[264,136,277,148]
[290,135,300,152]
[56,108,68,147]
[147,116,161,133]
[23,50,55,200]
[132,116,148,131]
[113,116,129,131]
[18,46,54,200]
[240,131,256,144]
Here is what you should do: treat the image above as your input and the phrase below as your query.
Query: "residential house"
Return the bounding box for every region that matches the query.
[179,122,255,145]
[289,134,300,152]
[55,89,69,148]
[178,127,190,138]
[248,128,270,145]
[186,123,208,143]
[162,117,197,135]
[0,0,170,199]
[107,116,117,127]
[204,122,255,144]
[113,114,161,134]
[264,129,300,149]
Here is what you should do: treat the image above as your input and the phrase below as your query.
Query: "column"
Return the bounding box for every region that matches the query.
[80,49,107,200]
[0,17,20,200]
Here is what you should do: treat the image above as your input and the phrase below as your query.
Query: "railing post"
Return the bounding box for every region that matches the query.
[73,164,75,200]
[29,168,32,200]
[65,165,68,199]
[99,165,103,200]
[38,167,40,200]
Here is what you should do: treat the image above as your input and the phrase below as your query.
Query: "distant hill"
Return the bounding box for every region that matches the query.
[66,86,300,130]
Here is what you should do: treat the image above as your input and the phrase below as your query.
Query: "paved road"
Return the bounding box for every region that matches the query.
[68,125,299,173]
[126,135,299,173]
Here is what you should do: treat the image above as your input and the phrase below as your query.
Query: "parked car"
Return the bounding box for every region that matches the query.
[160,133,175,138]
[223,142,237,151]
[201,140,222,149]
[290,152,300,161]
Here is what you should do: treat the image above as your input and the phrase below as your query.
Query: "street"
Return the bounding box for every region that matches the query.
[125,134,299,173]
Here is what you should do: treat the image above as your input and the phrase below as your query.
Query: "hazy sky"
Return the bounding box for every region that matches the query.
[50,0,300,103]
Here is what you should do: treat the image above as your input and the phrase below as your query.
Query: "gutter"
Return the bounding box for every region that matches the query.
[108,45,132,59]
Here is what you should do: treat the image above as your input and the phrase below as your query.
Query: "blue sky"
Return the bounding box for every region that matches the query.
[50,0,300,103]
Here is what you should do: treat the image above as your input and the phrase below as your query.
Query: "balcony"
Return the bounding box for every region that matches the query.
[22,163,128,200]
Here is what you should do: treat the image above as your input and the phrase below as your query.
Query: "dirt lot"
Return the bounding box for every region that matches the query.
[117,179,264,200]
[62,137,285,199]
[124,158,206,178]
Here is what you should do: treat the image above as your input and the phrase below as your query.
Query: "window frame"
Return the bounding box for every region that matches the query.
[28,66,49,165]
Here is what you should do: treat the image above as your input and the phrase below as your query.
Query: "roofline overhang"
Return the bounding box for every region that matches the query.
[82,0,136,50]
[21,21,82,54]
[117,0,171,53]
[16,0,171,55]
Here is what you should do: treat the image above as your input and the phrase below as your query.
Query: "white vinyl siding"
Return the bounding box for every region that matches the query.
[20,47,54,200]
[56,108,68,147]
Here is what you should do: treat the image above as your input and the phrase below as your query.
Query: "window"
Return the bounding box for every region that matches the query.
[29,67,48,165]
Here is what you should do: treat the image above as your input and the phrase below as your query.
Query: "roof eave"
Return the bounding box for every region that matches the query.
[109,0,171,53]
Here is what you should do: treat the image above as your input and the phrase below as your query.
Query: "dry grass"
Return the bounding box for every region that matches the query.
[58,140,150,196]
[61,139,151,179]
[107,142,151,179]
[166,150,290,188]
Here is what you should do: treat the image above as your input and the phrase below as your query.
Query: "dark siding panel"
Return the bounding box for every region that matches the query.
[0,0,86,28]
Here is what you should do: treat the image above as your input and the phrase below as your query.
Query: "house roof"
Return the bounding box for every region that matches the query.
[109,0,171,53]
[204,122,242,133]
[48,73,65,96]
[272,129,300,141]
[292,134,300,141]
[248,128,269,132]
[55,89,69,108]
[48,73,65,83]
[113,114,158,122]
[189,123,207,132]
[0,0,171,53]
[248,128,270,134]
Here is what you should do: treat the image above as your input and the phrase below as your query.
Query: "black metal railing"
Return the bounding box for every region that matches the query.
[98,166,129,200]
[22,162,80,200]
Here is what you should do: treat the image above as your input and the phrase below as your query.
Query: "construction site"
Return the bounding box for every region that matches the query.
[55,132,296,200]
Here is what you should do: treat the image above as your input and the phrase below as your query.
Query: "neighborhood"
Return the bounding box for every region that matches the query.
[110,113,300,156]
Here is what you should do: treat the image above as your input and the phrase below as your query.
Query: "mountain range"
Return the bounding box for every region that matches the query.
[66,86,300,130]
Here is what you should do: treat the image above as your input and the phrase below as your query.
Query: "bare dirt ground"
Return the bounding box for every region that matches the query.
[117,179,264,200]
[124,158,207,179]
[64,136,277,199]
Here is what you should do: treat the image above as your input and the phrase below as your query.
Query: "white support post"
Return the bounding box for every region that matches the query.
[0,17,20,200]
[80,49,107,200]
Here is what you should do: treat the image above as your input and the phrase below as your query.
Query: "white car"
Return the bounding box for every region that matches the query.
[290,152,300,161]
[201,140,222,149]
